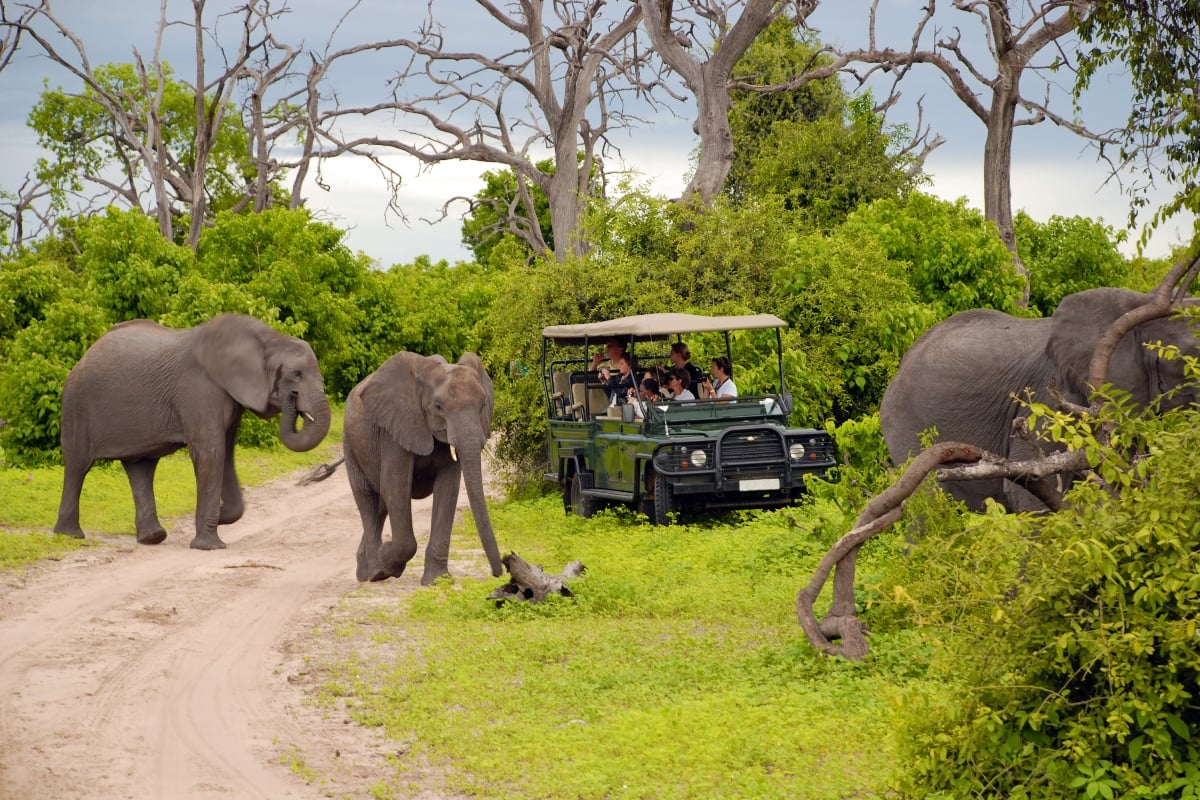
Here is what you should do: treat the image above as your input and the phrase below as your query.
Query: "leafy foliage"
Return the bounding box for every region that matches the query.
[29,62,252,223]
[1016,211,1132,315]
[1075,3,1200,242]
[745,94,922,232]
[889,361,1200,798]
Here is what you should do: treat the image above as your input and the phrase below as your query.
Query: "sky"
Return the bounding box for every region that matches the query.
[1,0,1194,268]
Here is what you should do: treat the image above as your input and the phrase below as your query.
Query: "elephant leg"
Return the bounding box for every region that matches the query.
[219,423,245,525]
[374,453,419,581]
[421,461,462,585]
[348,460,389,582]
[188,442,227,550]
[122,458,167,545]
[53,456,91,539]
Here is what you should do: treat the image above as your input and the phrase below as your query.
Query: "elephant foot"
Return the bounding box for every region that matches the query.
[420,566,450,586]
[218,508,244,525]
[53,526,85,539]
[137,528,167,545]
[189,534,227,551]
[367,562,406,582]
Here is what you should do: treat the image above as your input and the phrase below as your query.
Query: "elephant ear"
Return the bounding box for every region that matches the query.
[360,351,439,456]
[458,352,494,432]
[1045,288,1149,402]
[194,314,273,414]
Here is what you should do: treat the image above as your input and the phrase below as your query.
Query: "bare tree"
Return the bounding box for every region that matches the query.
[0,0,326,249]
[311,0,654,261]
[637,0,810,202]
[797,254,1200,660]
[820,0,1117,306]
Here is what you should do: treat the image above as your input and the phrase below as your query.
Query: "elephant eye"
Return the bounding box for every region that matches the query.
[433,401,445,414]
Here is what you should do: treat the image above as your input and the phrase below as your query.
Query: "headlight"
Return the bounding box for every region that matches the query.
[789,442,806,461]
[689,449,708,468]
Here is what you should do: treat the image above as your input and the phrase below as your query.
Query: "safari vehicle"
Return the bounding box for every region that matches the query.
[541,313,836,524]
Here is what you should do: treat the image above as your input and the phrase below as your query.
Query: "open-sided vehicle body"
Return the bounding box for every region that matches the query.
[541,312,836,524]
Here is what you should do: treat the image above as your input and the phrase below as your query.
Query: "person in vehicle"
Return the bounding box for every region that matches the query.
[699,356,737,401]
[665,368,696,401]
[590,338,627,372]
[601,353,637,405]
[630,377,663,420]
[669,342,705,389]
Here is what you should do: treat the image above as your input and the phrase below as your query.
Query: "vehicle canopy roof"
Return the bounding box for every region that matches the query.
[541,312,787,346]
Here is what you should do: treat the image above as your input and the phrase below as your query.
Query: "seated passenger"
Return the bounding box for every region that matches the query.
[699,356,738,401]
[665,368,696,401]
[601,354,636,405]
[630,378,663,420]
[669,342,706,389]
[590,338,627,372]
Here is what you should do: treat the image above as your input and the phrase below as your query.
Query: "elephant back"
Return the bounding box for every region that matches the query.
[880,308,1052,467]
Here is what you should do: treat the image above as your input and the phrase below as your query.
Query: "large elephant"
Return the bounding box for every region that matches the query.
[880,287,1200,512]
[343,351,504,585]
[55,314,331,549]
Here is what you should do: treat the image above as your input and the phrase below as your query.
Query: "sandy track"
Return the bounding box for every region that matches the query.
[0,458,478,799]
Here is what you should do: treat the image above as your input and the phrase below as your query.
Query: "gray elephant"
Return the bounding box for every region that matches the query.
[342,351,504,585]
[880,287,1199,511]
[55,314,332,549]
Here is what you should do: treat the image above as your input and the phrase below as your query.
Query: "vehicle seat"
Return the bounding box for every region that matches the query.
[587,386,609,418]
[551,372,571,418]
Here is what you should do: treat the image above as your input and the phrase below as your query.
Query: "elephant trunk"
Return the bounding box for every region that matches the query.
[461,448,503,578]
[279,384,331,452]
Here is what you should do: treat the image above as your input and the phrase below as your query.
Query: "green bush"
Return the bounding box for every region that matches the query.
[0,297,109,466]
[1015,211,1132,316]
[892,359,1200,798]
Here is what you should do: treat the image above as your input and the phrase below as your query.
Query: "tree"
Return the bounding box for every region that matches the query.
[826,0,1114,305]
[723,15,846,204]
[0,0,372,249]
[1074,1,1200,250]
[351,1,650,261]
[638,0,816,203]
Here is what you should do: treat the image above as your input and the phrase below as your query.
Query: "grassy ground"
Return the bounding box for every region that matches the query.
[1,407,939,797]
[314,499,939,800]
[0,408,344,570]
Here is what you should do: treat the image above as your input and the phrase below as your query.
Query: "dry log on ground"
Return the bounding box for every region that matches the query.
[489,553,585,603]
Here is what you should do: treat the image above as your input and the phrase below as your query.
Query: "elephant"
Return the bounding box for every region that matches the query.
[342,350,504,585]
[54,313,332,549]
[879,287,1200,512]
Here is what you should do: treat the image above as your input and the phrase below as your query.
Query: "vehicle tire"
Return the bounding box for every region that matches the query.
[569,472,600,518]
[651,470,676,526]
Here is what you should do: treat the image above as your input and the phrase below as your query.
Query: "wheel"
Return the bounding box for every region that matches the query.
[650,470,676,526]
[569,472,600,518]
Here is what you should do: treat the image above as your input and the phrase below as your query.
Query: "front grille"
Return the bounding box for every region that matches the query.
[721,429,785,464]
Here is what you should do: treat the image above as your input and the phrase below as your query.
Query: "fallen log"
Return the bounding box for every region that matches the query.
[488,553,585,604]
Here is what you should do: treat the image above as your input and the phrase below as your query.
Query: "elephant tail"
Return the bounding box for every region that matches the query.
[298,457,345,486]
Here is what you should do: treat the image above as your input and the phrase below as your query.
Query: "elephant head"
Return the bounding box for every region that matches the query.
[196,314,331,451]
[1045,288,1200,410]
[356,350,503,580]
[880,287,1200,513]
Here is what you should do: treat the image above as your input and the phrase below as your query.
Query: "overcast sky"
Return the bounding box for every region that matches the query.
[1,0,1194,267]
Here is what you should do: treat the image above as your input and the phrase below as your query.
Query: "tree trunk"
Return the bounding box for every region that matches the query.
[984,59,1031,307]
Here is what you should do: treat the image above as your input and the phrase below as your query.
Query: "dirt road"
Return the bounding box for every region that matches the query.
[0,457,482,799]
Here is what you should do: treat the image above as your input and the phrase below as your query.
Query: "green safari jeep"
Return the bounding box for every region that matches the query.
[540,312,836,524]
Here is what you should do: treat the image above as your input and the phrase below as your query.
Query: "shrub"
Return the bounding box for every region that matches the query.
[892,357,1200,798]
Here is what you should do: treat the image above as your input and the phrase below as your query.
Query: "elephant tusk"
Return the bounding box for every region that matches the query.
[450,445,458,462]
[302,411,315,422]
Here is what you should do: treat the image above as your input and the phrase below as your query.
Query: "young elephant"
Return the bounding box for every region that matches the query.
[343,351,504,585]
[55,314,331,549]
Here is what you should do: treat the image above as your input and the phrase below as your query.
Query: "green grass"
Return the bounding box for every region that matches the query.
[0,404,344,570]
[317,499,942,799]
